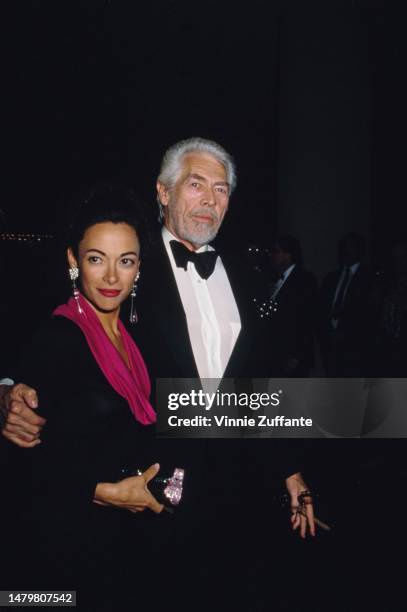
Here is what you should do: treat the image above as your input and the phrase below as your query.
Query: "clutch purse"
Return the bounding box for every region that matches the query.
[149,468,185,511]
[117,467,185,513]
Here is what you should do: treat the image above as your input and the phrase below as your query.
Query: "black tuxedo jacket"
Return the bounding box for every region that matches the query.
[126,233,302,502]
[268,265,318,375]
[133,234,269,380]
[319,264,373,348]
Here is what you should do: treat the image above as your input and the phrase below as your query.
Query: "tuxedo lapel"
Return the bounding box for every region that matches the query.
[141,238,199,378]
[219,250,256,378]
[140,237,257,380]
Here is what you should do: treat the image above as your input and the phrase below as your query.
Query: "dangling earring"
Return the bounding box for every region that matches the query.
[130,271,140,323]
[69,266,84,315]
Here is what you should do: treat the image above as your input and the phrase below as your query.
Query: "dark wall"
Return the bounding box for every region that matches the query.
[370,3,407,263]
[3,0,281,246]
[277,1,371,279]
[2,1,403,270]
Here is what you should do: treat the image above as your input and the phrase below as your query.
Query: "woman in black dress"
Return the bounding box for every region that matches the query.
[16,187,166,609]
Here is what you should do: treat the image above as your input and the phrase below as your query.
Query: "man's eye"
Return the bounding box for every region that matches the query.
[191,182,200,188]
[216,187,227,194]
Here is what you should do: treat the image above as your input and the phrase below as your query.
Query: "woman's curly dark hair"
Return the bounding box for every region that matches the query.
[65,184,153,257]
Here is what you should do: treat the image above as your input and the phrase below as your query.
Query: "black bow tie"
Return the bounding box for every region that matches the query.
[170,240,218,280]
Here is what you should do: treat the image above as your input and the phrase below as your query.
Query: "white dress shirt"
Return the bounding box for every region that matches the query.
[162,227,241,380]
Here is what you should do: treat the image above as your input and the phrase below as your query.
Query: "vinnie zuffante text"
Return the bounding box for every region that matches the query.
[166,390,312,429]
[167,414,313,428]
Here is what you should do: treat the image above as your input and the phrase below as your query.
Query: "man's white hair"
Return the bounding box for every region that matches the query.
[157,137,237,221]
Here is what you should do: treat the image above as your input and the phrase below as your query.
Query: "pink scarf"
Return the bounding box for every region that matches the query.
[53,293,156,425]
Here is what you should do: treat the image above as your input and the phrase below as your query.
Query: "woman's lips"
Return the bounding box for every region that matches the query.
[97,289,121,297]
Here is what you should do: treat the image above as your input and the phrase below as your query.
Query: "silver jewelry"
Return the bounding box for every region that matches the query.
[68,266,84,314]
[69,267,79,282]
[130,271,140,324]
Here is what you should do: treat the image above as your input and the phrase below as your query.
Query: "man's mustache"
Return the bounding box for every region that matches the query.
[190,209,219,223]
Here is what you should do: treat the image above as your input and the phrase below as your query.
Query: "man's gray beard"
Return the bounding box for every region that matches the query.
[169,214,220,247]
[177,223,219,247]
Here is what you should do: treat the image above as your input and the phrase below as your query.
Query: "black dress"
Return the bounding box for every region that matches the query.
[16,315,160,609]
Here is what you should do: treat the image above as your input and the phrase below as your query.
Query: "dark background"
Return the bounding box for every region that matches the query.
[3,0,282,240]
[2,0,406,371]
[2,0,405,271]
[1,2,407,609]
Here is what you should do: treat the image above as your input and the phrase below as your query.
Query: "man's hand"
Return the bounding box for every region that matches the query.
[94,463,164,514]
[285,472,316,538]
[0,383,46,448]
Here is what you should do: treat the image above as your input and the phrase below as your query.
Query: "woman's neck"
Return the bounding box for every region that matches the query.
[84,297,121,337]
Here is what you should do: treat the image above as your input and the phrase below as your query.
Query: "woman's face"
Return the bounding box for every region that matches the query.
[67,221,140,314]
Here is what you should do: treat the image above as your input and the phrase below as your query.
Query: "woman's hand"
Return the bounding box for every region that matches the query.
[94,463,164,514]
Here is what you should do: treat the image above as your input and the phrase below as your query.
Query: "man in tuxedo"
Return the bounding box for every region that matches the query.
[319,232,374,376]
[1,138,314,536]
[268,235,318,376]
[2,140,317,608]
